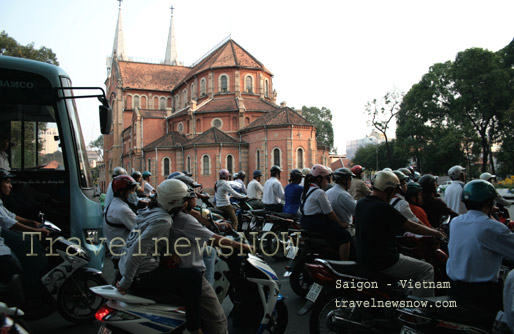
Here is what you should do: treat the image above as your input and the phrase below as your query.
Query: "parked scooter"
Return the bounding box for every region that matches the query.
[91,235,288,334]
[2,220,106,323]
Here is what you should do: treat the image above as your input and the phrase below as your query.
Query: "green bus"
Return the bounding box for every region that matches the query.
[0,55,112,269]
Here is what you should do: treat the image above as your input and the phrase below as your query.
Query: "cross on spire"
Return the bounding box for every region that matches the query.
[117,0,122,8]
[170,5,174,16]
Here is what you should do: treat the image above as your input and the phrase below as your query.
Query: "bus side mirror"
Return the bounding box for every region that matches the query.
[99,104,112,135]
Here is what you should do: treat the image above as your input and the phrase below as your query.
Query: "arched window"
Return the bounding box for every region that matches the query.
[200,78,206,96]
[232,117,237,130]
[245,117,250,126]
[256,149,261,170]
[265,79,269,98]
[160,97,166,110]
[196,119,202,132]
[183,89,188,107]
[227,155,234,174]
[154,96,159,108]
[167,97,172,108]
[297,148,304,169]
[245,75,253,93]
[163,157,170,176]
[220,75,228,93]
[141,96,147,108]
[202,155,210,175]
[147,158,152,173]
[174,95,180,110]
[125,95,132,109]
[134,95,140,109]
[187,156,191,174]
[273,148,281,167]
[191,83,196,99]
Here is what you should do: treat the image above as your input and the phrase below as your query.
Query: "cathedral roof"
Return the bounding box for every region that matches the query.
[186,127,244,146]
[241,98,280,112]
[195,97,238,113]
[241,107,312,132]
[139,110,168,118]
[183,39,272,82]
[143,131,188,150]
[118,61,189,91]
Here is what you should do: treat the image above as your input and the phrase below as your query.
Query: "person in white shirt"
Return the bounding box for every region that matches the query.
[103,167,128,213]
[247,170,264,209]
[390,170,422,224]
[215,169,247,230]
[233,171,247,194]
[444,165,467,214]
[142,171,155,196]
[262,165,285,212]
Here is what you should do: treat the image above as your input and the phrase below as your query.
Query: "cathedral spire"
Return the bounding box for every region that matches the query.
[164,5,179,65]
[112,0,126,61]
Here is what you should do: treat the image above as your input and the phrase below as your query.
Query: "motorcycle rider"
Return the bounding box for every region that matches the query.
[215,169,247,230]
[171,182,253,334]
[103,175,138,258]
[262,165,285,212]
[418,174,458,228]
[445,165,467,214]
[142,171,155,196]
[480,172,512,208]
[390,170,422,226]
[283,169,304,216]
[326,168,356,229]
[446,179,514,328]
[247,170,264,209]
[117,179,204,334]
[233,171,247,194]
[354,171,446,297]
[104,166,128,212]
[301,164,351,260]
[404,182,432,227]
[349,165,371,200]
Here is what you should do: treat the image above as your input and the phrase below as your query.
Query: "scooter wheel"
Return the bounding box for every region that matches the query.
[266,299,288,334]
[57,270,107,323]
[289,264,313,298]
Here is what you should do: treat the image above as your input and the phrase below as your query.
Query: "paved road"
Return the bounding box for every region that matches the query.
[27,256,310,334]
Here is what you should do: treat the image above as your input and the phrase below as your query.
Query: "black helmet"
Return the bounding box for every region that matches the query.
[270,165,282,176]
[131,171,142,180]
[253,170,263,178]
[333,168,355,183]
[182,170,193,177]
[418,174,437,194]
[171,174,202,188]
[405,181,423,198]
[289,169,303,182]
[0,168,14,180]
[236,171,246,179]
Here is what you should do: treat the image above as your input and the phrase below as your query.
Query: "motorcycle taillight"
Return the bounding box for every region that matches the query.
[305,263,338,284]
[95,305,114,321]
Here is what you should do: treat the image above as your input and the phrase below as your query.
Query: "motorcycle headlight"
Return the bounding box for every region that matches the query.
[85,229,101,245]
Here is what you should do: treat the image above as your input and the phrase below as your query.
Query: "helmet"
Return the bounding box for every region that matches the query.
[172,174,202,188]
[372,171,400,192]
[418,174,437,193]
[232,173,238,180]
[182,170,193,177]
[112,175,138,194]
[383,167,393,172]
[167,171,184,180]
[412,171,421,181]
[333,168,355,183]
[270,165,282,176]
[142,171,152,179]
[351,165,364,175]
[219,169,229,179]
[236,171,246,179]
[0,168,14,180]
[311,164,330,178]
[398,168,412,177]
[157,179,194,212]
[253,170,263,178]
[289,169,303,182]
[113,166,127,177]
[393,170,408,182]
[131,171,142,180]
[302,168,311,177]
[479,172,495,182]
[448,165,465,180]
[462,179,497,203]
[405,181,423,198]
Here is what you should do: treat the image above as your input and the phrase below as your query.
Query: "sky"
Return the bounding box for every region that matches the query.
[2,0,514,154]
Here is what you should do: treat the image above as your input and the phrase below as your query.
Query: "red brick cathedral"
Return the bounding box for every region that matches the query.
[103,5,329,192]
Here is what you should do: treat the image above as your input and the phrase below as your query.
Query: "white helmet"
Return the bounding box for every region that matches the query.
[113,166,127,177]
[448,165,465,180]
[372,171,400,192]
[156,179,194,212]
[479,172,495,182]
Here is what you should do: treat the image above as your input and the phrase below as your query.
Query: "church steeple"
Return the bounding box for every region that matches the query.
[164,5,179,65]
[112,0,126,61]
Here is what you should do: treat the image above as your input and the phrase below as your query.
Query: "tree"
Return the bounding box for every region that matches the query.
[0,30,59,65]
[301,106,334,150]
[89,135,104,162]
[352,140,408,171]
[365,88,404,167]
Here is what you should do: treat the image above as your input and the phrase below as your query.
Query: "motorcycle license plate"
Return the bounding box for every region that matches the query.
[400,326,422,334]
[306,283,323,302]
[97,326,112,334]
[286,246,298,259]
[262,223,274,231]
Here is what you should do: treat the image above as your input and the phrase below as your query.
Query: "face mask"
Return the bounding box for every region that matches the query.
[127,193,139,205]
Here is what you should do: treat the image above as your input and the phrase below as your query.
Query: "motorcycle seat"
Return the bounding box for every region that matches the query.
[270,212,297,220]
[250,209,268,216]
[322,260,397,284]
[89,285,156,304]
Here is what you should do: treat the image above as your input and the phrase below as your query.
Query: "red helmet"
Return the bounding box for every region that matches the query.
[112,175,138,194]
[351,165,364,175]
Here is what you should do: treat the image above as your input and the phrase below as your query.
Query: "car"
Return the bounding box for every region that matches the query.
[437,181,452,194]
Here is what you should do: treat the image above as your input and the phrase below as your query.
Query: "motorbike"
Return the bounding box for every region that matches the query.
[91,233,288,334]
[0,275,33,334]
[1,220,106,323]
